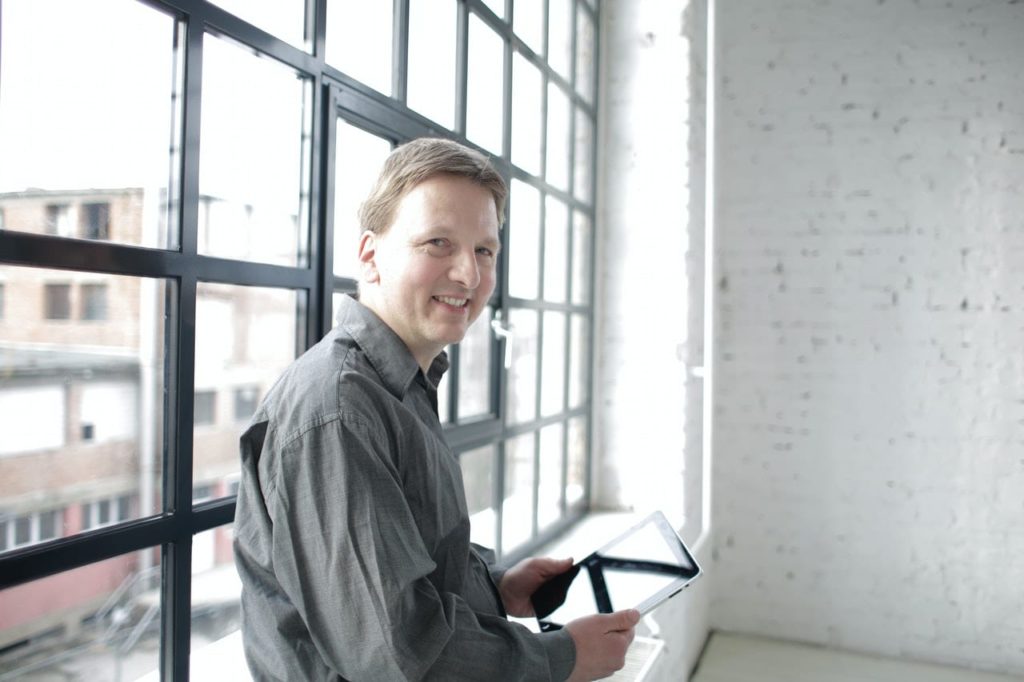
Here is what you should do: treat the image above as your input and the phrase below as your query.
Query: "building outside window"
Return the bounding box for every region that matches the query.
[81,201,110,240]
[194,389,217,426]
[43,282,71,319]
[79,282,108,320]
[44,203,73,237]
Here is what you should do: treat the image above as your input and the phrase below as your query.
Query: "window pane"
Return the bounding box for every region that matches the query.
[193,283,301,502]
[567,416,587,508]
[44,283,71,320]
[512,52,543,176]
[199,34,311,267]
[333,122,392,278]
[190,525,244,678]
[502,433,535,554]
[209,0,307,50]
[437,353,452,424]
[574,109,595,203]
[541,311,566,417]
[80,283,109,321]
[513,0,544,55]
[0,266,167,549]
[0,1,182,250]
[548,0,573,80]
[537,422,564,531]
[460,445,497,549]
[569,313,589,408]
[457,307,494,420]
[543,196,568,303]
[0,550,160,678]
[408,0,457,129]
[545,82,571,191]
[571,211,592,305]
[466,14,505,155]
[326,2,393,94]
[506,308,538,425]
[576,4,596,104]
[508,180,541,300]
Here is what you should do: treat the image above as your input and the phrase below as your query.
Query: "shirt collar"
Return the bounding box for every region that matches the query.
[335,294,449,399]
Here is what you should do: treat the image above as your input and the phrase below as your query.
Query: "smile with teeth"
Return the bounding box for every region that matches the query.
[434,295,469,308]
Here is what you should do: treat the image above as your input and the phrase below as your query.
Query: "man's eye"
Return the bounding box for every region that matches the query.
[426,238,449,249]
[476,247,494,257]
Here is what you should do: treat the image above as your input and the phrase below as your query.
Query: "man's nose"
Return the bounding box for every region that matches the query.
[449,249,480,289]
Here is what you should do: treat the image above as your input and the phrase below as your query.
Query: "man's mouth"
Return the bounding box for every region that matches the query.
[434,295,469,308]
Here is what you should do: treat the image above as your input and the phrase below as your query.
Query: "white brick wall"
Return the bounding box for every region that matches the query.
[711,0,1024,675]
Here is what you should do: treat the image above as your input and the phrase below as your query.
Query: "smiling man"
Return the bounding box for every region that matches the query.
[234,138,638,681]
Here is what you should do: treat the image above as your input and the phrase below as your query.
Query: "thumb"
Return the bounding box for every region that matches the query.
[609,609,641,631]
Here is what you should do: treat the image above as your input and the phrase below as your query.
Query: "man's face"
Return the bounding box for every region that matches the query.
[358,174,501,370]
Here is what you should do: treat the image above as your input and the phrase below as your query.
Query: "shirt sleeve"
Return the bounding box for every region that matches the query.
[263,412,576,682]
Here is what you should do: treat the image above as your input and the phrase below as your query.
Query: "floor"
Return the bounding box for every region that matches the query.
[691,632,1023,682]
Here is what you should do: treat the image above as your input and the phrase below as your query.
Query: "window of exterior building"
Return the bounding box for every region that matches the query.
[79,282,108,320]
[233,385,260,422]
[194,389,217,426]
[45,204,73,237]
[43,282,71,319]
[80,202,110,240]
[0,281,5,319]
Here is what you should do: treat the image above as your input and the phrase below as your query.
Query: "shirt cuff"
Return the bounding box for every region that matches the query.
[538,628,576,682]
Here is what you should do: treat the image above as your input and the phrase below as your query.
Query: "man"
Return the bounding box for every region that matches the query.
[234,137,638,680]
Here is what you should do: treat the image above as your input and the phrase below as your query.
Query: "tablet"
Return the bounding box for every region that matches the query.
[531,511,702,632]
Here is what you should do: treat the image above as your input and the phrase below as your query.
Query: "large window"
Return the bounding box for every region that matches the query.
[0,1,599,678]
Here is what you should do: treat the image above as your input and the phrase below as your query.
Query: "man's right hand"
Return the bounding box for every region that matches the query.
[564,609,640,681]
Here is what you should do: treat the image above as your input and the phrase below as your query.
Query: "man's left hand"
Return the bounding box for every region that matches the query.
[498,556,574,617]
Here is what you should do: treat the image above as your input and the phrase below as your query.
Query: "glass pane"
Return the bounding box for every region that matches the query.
[574,109,594,203]
[548,0,572,80]
[569,313,589,408]
[193,283,301,500]
[0,266,167,548]
[0,1,181,250]
[567,416,586,508]
[199,33,311,267]
[511,52,543,176]
[466,13,505,155]
[545,82,571,191]
[543,196,569,303]
[209,0,307,50]
[576,4,596,104]
[408,0,457,129]
[502,433,535,554]
[506,307,539,425]
[537,422,564,531]
[325,1,393,94]
[571,210,592,305]
[457,307,494,420]
[508,180,541,300]
[513,0,544,56]
[333,122,392,278]
[190,525,244,678]
[0,550,160,679]
[541,311,566,416]
[460,445,497,549]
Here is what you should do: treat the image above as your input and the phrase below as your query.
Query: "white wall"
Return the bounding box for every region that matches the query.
[711,0,1024,676]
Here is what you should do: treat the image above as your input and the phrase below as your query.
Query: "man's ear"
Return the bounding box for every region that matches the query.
[357,230,380,284]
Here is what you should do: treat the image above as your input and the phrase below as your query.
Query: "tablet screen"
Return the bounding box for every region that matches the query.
[532,511,701,631]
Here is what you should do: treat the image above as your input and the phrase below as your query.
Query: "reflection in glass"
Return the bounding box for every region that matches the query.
[326,2,393,94]
[576,5,597,104]
[512,52,543,176]
[502,433,535,554]
[199,33,311,267]
[507,308,539,425]
[513,0,544,56]
[333,122,392,278]
[467,13,505,155]
[567,416,587,507]
[574,109,595,203]
[546,83,571,191]
[508,180,541,300]
[189,525,244,678]
[544,196,569,303]
[460,446,497,549]
[0,266,166,550]
[548,0,573,80]
[538,423,564,531]
[208,0,308,50]
[571,211,592,305]
[569,314,589,409]
[541,311,566,417]
[0,550,160,679]
[0,0,181,249]
[457,308,493,420]
[408,0,457,129]
[193,283,301,502]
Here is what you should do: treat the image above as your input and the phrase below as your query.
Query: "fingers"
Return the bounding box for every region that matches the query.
[606,608,641,632]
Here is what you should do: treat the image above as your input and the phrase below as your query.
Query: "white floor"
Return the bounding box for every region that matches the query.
[691,632,1023,682]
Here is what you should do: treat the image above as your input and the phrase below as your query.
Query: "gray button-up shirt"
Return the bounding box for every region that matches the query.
[234,295,575,681]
